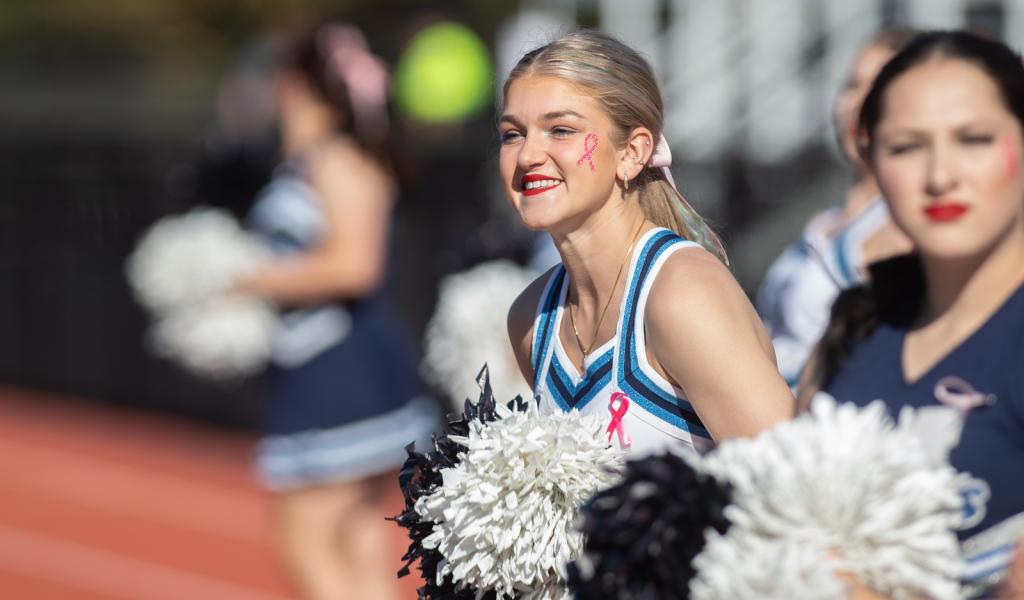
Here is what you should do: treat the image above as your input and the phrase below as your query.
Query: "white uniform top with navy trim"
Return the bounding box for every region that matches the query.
[756,197,890,386]
[531,227,714,457]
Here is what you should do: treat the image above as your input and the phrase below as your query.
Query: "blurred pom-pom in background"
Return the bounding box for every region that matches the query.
[393,368,623,599]
[147,296,279,380]
[422,260,536,408]
[126,207,279,380]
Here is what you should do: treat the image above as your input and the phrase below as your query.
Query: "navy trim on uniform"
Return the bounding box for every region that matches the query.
[531,267,566,387]
[546,349,614,410]
[617,231,711,438]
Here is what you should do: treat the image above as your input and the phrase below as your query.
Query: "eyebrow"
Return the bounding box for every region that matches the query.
[542,110,586,121]
[498,110,587,127]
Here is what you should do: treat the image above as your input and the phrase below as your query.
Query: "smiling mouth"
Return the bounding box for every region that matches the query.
[520,175,562,197]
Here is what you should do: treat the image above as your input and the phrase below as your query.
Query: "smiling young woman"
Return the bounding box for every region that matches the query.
[502,30,793,457]
[800,30,1024,596]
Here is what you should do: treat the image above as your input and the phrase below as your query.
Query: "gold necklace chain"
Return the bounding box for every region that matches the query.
[568,219,646,359]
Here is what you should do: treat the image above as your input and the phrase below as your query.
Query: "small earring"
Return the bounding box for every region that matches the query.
[624,174,630,190]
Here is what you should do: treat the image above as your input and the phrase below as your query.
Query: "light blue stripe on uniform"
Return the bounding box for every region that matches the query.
[616,230,710,439]
[531,267,565,387]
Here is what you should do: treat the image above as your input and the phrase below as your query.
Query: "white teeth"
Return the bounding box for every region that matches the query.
[524,179,560,190]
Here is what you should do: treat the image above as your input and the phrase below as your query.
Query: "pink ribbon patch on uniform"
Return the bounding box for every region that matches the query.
[606,392,632,447]
[933,376,994,414]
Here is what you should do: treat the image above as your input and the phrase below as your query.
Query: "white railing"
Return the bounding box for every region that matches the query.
[510,0,1006,163]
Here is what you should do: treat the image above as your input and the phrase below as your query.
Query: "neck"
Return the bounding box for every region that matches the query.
[280,107,336,158]
[843,170,881,217]
[920,227,1024,327]
[552,201,648,311]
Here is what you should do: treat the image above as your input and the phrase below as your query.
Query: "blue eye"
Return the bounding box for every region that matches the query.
[550,127,575,138]
[500,130,522,144]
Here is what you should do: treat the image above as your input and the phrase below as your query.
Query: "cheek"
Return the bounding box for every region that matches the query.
[1001,136,1020,180]
[577,133,599,171]
[875,158,918,205]
[498,149,517,186]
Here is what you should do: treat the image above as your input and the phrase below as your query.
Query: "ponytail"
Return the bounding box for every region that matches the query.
[635,168,729,265]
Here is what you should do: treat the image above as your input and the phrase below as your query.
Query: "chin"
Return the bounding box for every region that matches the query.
[915,235,1002,264]
[515,202,566,232]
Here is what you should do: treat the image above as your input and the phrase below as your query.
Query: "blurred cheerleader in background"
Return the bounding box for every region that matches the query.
[756,27,916,389]
[801,30,1024,598]
[233,22,436,599]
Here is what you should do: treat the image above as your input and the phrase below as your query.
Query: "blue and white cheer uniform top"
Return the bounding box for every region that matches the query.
[756,198,891,387]
[531,227,715,457]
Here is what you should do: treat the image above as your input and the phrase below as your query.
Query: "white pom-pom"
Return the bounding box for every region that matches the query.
[148,296,279,379]
[126,208,279,380]
[416,401,624,599]
[127,208,269,311]
[691,530,845,600]
[693,395,964,600]
[422,260,536,407]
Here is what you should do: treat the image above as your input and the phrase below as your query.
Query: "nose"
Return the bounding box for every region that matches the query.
[924,142,958,197]
[516,131,547,171]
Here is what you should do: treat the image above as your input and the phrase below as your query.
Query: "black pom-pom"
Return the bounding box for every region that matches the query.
[390,365,521,599]
[567,452,733,599]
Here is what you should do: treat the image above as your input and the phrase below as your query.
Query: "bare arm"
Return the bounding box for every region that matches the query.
[795,344,823,412]
[507,269,556,389]
[646,249,794,440]
[237,140,393,305]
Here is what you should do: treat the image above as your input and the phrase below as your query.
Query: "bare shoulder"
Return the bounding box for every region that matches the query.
[646,246,772,352]
[648,246,752,318]
[645,246,790,439]
[307,138,393,204]
[507,265,560,384]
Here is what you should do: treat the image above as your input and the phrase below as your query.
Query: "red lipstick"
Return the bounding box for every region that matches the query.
[924,203,969,222]
[520,173,562,197]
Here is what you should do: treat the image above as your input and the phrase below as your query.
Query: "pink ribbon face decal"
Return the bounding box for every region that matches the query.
[577,133,598,171]
[606,392,632,448]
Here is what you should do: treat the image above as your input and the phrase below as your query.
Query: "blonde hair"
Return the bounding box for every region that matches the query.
[504,30,727,263]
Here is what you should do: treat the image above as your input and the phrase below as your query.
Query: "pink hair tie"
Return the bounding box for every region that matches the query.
[646,134,730,264]
[647,134,677,189]
[317,24,390,141]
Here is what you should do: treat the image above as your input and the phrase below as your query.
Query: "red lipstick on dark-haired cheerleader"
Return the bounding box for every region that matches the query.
[924,203,969,222]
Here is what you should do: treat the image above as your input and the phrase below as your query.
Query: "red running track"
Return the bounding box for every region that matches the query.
[0,386,421,599]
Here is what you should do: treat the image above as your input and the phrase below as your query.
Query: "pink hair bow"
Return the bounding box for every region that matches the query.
[318,24,390,140]
[648,134,676,189]
[647,134,729,264]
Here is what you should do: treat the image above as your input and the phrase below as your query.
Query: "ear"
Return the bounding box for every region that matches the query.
[618,127,656,183]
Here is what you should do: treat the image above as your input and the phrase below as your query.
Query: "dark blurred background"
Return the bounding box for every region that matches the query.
[0,0,1016,428]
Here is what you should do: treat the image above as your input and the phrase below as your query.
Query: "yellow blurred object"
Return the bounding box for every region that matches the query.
[394,21,493,124]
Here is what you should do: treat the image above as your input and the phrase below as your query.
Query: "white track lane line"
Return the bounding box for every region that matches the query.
[0,437,266,544]
[0,525,293,600]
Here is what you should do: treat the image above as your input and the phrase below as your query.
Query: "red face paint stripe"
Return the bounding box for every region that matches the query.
[1002,136,1019,179]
